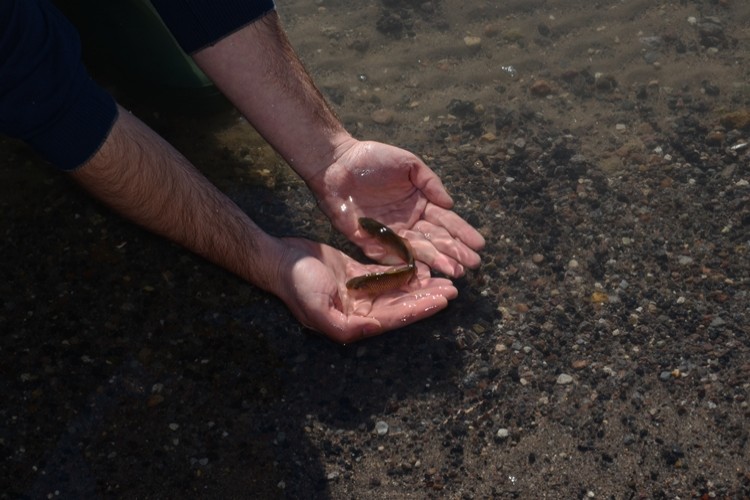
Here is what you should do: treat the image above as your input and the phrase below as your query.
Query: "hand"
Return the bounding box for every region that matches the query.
[272,237,458,343]
[307,139,485,278]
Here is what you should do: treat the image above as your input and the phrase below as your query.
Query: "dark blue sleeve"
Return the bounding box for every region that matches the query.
[0,0,117,171]
[151,0,276,54]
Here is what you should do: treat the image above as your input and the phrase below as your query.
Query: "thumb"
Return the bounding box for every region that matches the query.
[410,160,454,209]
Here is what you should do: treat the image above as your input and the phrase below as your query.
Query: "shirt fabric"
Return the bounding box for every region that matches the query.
[0,0,275,171]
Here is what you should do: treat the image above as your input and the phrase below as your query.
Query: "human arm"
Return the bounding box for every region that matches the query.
[0,0,457,341]
[70,106,457,343]
[190,11,485,277]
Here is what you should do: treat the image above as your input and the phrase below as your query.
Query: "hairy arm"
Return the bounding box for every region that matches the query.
[69,105,457,342]
[191,11,352,184]
[70,105,287,293]
[193,11,485,276]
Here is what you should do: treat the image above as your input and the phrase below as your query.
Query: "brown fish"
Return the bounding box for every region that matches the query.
[346,217,416,295]
[357,217,414,267]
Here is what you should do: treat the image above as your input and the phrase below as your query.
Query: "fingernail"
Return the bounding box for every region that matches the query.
[454,264,465,277]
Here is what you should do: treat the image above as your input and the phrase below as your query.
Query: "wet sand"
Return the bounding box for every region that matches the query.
[1,0,749,498]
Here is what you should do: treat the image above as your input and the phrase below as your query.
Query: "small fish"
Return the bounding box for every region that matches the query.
[345,265,416,295]
[346,217,416,295]
[357,217,414,266]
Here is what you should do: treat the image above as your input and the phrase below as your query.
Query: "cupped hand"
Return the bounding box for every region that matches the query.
[306,139,485,278]
[273,237,457,344]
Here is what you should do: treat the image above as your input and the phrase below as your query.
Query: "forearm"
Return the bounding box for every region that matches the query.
[192,11,353,185]
[70,105,286,293]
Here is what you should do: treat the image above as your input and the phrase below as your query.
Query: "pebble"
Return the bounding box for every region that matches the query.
[146,394,164,407]
[463,36,482,49]
[720,110,750,131]
[496,428,510,439]
[556,373,574,385]
[529,80,554,97]
[571,359,589,370]
[709,317,726,328]
[371,108,394,125]
[375,421,389,436]
[531,253,544,264]
[590,291,609,304]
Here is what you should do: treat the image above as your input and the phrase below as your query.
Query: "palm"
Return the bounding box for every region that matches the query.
[276,237,457,344]
[309,140,485,278]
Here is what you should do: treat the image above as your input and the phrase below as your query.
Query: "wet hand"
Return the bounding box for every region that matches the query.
[273,237,457,343]
[307,139,485,278]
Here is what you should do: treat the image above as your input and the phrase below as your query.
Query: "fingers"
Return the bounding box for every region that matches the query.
[317,279,457,344]
[353,279,457,338]
[372,280,456,331]
[399,206,484,277]
[423,203,486,251]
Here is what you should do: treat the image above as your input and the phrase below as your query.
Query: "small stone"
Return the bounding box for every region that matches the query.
[146,394,165,407]
[720,110,750,131]
[595,74,618,91]
[531,253,545,264]
[375,421,389,436]
[590,291,609,304]
[556,373,574,385]
[709,317,726,328]
[571,359,589,370]
[496,428,510,439]
[677,255,693,265]
[463,36,482,48]
[706,130,725,146]
[483,24,500,38]
[503,29,524,43]
[530,80,554,97]
[371,108,394,125]
[660,177,674,188]
[514,303,530,314]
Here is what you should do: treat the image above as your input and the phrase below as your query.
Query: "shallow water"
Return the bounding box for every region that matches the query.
[1,0,749,498]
